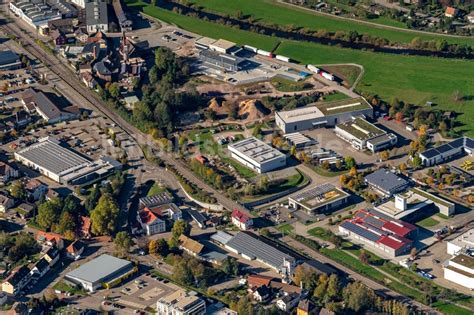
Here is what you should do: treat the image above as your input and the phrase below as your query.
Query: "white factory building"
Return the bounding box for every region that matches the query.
[419,136,473,166]
[14,137,121,185]
[275,97,373,133]
[227,137,286,173]
[335,117,397,152]
[447,228,474,256]
[444,254,474,290]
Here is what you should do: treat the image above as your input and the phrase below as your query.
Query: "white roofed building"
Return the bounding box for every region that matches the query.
[227,137,286,173]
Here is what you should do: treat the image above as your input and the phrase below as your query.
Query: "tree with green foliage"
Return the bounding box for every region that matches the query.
[221,257,239,276]
[90,195,119,235]
[173,260,194,285]
[344,156,356,169]
[114,231,133,256]
[155,238,169,257]
[10,180,26,200]
[171,220,190,240]
[107,82,120,99]
[37,197,63,230]
[55,211,76,235]
[343,281,372,312]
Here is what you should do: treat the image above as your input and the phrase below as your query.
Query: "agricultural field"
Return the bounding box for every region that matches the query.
[129,1,474,136]
[188,0,474,46]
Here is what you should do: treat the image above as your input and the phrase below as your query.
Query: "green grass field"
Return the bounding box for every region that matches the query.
[147,182,168,196]
[270,77,313,92]
[188,0,474,46]
[416,216,440,228]
[129,1,474,136]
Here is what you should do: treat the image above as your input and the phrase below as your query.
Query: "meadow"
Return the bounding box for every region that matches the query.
[188,0,474,46]
[128,1,474,136]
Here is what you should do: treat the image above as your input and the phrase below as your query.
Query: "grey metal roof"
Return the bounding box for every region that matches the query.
[85,0,109,26]
[0,50,20,66]
[225,232,294,270]
[187,209,207,226]
[364,168,408,193]
[211,231,233,245]
[66,254,132,283]
[420,137,473,160]
[16,138,90,176]
[340,221,380,242]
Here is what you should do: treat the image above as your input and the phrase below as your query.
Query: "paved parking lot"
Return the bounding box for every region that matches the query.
[302,128,377,167]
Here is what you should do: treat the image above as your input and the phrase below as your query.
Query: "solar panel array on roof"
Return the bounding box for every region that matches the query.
[420,137,473,161]
[225,232,294,270]
[293,183,335,203]
[15,138,90,176]
[340,221,380,242]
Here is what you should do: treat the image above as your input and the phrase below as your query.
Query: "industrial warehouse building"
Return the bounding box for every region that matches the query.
[198,49,245,72]
[419,136,473,166]
[275,97,373,133]
[9,0,76,29]
[364,168,410,197]
[444,253,474,290]
[339,209,417,258]
[228,137,286,173]
[65,254,136,292]
[335,117,397,152]
[14,137,121,185]
[0,50,22,70]
[288,183,350,215]
[219,231,295,274]
[447,228,474,256]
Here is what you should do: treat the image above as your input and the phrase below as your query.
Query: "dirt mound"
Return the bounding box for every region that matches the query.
[208,97,221,111]
[238,100,269,121]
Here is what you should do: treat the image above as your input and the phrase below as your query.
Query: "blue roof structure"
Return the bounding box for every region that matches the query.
[340,221,380,242]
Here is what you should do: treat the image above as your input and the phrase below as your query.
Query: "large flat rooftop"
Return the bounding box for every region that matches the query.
[336,117,385,141]
[66,254,133,284]
[449,228,474,251]
[276,97,372,124]
[228,137,285,165]
[289,183,349,211]
[314,97,371,115]
[15,138,90,176]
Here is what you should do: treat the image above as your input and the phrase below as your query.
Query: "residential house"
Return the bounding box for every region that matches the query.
[36,231,65,250]
[0,161,19,185]
[137,207,166,236]
[43,246,60,266]
[250,285,270,302]
[81,72,98,89]
[24,178,48,201]
[445,6,458,18]
[276,292,300,312]
[1,266,31,295]
[297,299,318,315]
[46,188,60,201]
[79,216,92,239]
[21,89,80,124]
[75,28,89,43]
[178,235,204,257]
[30,258,50,278]
[231,209,253,230]
[247,274,273,288]
[51,30,68,46]
[0,194,14,213]
[15,202,36,219]
[66,241,85,260]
